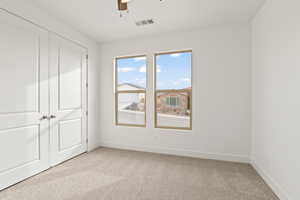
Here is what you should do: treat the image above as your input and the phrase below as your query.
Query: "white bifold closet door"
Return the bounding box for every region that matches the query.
[49,35,88,167]
[0,9,50,190]
[0,9,88,190]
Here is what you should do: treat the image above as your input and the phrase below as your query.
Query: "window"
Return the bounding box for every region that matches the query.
[155,50,192,130]
[115,55,147,127]
[166,97,179,107]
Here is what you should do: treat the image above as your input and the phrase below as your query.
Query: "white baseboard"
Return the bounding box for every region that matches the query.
[99,142,250,163]
[251,159,291,200]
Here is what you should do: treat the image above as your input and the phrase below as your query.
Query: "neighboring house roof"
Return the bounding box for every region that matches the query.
[118,83,144,91]
[158,93,188,98]
[157,87,191,97]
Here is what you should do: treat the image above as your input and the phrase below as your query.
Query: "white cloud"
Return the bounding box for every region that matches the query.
[118,67,135,72]
[170,53,181,57]
[172,78,191,86]
[173,81,180,86]
[157,65,161,73]
[157,81,165,87]
[139,65,146,73]
[135,78,146,85]
[181,78,191,83]
[134,57,146,62]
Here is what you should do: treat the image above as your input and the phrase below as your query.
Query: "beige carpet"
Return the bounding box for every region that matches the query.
[0,148,278,200]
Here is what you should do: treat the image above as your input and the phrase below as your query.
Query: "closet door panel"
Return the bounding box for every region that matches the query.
[0,126,40,173]
[0,22,39,114]
[59,42,82,110]
[58,118,82,151]
[0,9,49,190]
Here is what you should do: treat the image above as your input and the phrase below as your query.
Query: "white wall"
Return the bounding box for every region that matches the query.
[0,0,101,151]
[99,24,252,163]
[252,0,300,199]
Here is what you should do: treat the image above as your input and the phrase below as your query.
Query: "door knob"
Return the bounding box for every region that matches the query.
[40,115,48,120]
[49,115,56,119]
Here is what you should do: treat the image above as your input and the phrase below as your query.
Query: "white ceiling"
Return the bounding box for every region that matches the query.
[29,0,265,43]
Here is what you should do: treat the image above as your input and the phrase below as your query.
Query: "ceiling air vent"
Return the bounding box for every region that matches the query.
[135,19,154,26]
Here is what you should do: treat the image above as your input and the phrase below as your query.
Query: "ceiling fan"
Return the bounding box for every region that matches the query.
[117,0,160,23]
[117,0,132,11]
[117,0,163,12]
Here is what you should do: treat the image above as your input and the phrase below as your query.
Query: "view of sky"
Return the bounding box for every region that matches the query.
[117,56,147,88]
[156,52,191,89]
[117,52,192,90]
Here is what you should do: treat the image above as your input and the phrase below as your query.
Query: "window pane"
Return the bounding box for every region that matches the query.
[156,52,191,90]
[117,93,145,125]
[156,91,191,128]
[117,56,147,91]
[115,55,147,127]
[155,51,192,129]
